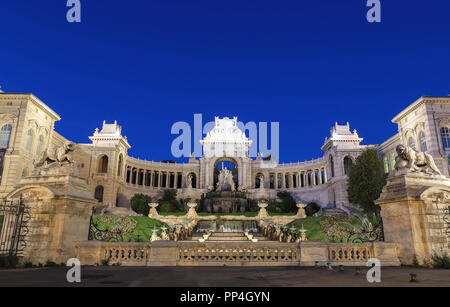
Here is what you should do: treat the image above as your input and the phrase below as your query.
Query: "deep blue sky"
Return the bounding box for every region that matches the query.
[1,0,449,162]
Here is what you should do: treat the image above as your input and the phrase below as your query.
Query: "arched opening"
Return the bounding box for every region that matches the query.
[131,168,137,184]
[329,155,335,178]
[408,137,416,151]
[419,131,427,152]
[26,129,34,152]
[126,166,131,183]
[117,154,123,176]
[213,159,238,191]
[22,168,28,178]
[441,127,450,150]
[94,185,104,203]
[255,173,263,189]
[344,156,353,175]
[187,172,197,188]
[36,135,44,155]
[0,124,12,148]
[98,155,109,173]
[383,156,389,174]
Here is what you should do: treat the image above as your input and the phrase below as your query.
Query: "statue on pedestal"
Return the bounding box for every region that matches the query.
[33,141,77,176]
[394,144,442,175]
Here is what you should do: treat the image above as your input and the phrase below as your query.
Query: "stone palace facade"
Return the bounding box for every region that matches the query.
[0,89,449,212]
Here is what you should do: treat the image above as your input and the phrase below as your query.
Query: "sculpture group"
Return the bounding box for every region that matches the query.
[216,168,235,192]
[394,144,442,175]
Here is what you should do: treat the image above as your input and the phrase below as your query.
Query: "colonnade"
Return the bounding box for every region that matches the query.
[125,166,197,189]
[265,167,327,189]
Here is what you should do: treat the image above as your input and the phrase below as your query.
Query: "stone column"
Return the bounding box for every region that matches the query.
[375,169,450,264]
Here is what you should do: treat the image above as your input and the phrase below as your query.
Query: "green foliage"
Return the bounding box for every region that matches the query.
[101,258,110,266]
[158,189,185,212]
[91,216,168,242]
[277,191,297,213]
[347,148,385,215]
[305,202,321,216]
[0,255,19,268]
[159,203,172,213]
[288,216,383,243]
[431,251,450,269]
[130,194,152,216]
[45,261,58,267]
[266,199,282,214]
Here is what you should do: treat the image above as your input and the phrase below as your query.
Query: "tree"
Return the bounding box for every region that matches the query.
[277,191,297,213]
[158,189,184,212]
[347,148,385,215]
[130,194,152,216]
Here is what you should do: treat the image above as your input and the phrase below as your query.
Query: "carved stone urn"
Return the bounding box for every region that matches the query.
[257,201,269,219]
[296,202,307,219]
[148,203,159,219]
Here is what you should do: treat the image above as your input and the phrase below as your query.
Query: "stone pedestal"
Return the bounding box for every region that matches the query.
[148,241,178,266]
[375,170,450,264]
[7,171,97,264]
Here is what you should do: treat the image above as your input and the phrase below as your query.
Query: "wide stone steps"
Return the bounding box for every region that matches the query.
[188,232,271,242]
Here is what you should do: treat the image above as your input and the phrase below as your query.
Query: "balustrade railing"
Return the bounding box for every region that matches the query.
[178,242,299,264]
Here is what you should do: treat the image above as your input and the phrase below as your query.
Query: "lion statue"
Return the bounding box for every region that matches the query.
[34,141,76,168]
[394,144,441,175]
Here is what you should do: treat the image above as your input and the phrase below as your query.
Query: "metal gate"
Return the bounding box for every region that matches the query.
[0,199,30,256]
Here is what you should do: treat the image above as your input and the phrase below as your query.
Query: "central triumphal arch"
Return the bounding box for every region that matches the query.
[199,116,253,192]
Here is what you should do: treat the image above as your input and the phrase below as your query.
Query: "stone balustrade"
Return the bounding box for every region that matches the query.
[75,241,400,267]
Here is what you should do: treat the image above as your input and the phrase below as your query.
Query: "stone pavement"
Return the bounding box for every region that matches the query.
[0,266,449,287]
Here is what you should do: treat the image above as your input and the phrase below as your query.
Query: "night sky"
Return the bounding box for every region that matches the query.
[1,0,449,162]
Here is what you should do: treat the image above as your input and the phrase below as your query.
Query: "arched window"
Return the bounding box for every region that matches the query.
[344,156,353,175]
[94,186,104,203]
[117,154,123,176]
[329,155,335,178]
[419,131,427,152]
[26,129,34,152]
[441,127,450,150]
[390,152,396,170]
[408,137,416,151]
[383,156,389,174]
[22,168,28,178]
[36,135,44,155]
[0,124,12,148]
[98,155,109,173]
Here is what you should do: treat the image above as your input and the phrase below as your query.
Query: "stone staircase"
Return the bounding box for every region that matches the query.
[188,232,271,242]
[317,208,348,217]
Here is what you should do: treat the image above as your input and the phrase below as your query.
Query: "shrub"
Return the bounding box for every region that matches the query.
[431,251,450,269]
[277,191,297,213]
[159,203,172,213]
[45,261,58,267]
[130,194,152,216]
[158,189,184,212]
[0,255,19,268]
[305,202,321,216]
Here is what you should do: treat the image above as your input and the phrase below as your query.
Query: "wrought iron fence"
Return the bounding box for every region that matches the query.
[0,199,31,256]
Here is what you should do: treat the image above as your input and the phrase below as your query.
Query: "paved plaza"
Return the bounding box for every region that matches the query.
[0,266,448,287]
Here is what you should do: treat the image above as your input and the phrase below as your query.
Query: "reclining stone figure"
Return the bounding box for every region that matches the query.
[34,141,76,168]
[394,144,441,175]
